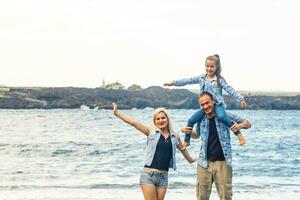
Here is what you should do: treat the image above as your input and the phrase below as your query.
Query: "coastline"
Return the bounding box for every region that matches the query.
[2,188,299,200]
[0,86,300,110]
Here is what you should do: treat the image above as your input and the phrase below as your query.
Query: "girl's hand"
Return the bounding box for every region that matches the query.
[112,102,118,116]
[240,100,247,109]
[163,82,173,87]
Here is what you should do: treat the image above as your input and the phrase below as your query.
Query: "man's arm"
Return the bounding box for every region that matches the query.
[227,112,251,132]
[231,119,251,132]
[181,121,201,139]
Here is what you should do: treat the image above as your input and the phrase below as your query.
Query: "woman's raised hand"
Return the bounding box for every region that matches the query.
[112,102,118,116]
[240,100,247,109]
[112,102,150,135]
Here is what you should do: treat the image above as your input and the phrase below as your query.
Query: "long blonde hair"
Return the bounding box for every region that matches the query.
[152,107,176,134]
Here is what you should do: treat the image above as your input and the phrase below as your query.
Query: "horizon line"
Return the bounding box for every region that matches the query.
[1,85,300,94]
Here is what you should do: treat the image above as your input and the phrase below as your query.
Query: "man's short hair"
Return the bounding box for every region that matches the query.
[198,92,214,100]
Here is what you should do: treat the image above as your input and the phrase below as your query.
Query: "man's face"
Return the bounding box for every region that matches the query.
[199,94,214,115]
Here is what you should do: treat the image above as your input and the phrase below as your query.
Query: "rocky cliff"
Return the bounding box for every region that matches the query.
[0,86,299,110]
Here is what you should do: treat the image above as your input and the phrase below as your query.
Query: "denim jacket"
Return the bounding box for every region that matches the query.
[144,131,180,171]
[172,74,244,105]
[194,112,244,168]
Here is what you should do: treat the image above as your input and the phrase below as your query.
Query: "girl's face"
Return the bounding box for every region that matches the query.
[154,112,168,130]
[205,59,217,77]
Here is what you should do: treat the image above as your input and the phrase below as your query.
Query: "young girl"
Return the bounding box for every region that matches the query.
[112,103,196,200]
[164,54,247,148]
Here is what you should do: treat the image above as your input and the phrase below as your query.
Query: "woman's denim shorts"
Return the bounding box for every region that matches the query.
[139,168,169,188]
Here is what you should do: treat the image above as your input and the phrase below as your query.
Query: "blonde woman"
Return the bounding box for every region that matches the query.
[112,103,196,200]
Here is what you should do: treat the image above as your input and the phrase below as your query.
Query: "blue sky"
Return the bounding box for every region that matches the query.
[0,0,299,91]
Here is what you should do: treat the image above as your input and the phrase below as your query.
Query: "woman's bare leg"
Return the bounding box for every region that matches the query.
[157,187,167,200]
[141,184,157,200]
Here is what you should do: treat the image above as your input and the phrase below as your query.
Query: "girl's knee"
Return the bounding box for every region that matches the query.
[216,112,226,121]
[187,118,197,127]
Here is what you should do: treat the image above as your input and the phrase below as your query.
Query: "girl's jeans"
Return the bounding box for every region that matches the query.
[184,103,234,144]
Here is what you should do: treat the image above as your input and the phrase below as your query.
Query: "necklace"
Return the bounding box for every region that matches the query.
[162,134,170,143]
[161,130,170,143]
[164,137,169,143]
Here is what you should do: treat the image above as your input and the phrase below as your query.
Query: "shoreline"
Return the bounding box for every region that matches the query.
[1,188,299,200]
[1,86,300,110]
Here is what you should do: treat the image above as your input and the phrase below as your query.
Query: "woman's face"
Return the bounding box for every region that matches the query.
[205,59,217,77]
[154,112,168,130]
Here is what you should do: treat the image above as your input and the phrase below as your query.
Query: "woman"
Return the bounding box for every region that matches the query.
[112,103,195,200]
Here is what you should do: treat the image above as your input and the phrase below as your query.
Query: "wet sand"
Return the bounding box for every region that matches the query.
[2,188,299,200]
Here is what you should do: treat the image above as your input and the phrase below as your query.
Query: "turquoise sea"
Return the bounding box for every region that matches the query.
[0,109,299,200]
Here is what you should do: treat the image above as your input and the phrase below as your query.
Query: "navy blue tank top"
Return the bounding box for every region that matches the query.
[145,134,172,171]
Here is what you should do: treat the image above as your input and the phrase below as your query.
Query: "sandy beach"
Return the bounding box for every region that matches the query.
[2,188,299,200]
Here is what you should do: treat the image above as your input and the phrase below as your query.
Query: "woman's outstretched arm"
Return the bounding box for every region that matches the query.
[112,103,150,136]
[177,138,196,163]
[179,148,197,163]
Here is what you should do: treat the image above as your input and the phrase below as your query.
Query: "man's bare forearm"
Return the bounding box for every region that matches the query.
[240,119,251,129]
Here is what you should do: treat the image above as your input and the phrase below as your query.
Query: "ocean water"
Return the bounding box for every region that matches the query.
[0,109,299,200]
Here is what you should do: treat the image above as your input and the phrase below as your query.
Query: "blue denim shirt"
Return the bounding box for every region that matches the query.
[144,131,180,171]
[194,112,244,168]
[172,74,244,105]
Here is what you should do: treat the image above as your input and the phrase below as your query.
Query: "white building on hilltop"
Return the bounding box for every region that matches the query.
[0,85,10,97]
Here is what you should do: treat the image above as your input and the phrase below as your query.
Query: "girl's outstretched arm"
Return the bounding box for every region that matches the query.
[164,76,201,87]
[171,76,200,86]
[219,78,246,107]
[112,103,150,136]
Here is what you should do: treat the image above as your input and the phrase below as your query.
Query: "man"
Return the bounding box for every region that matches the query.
[182,92,251,200]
